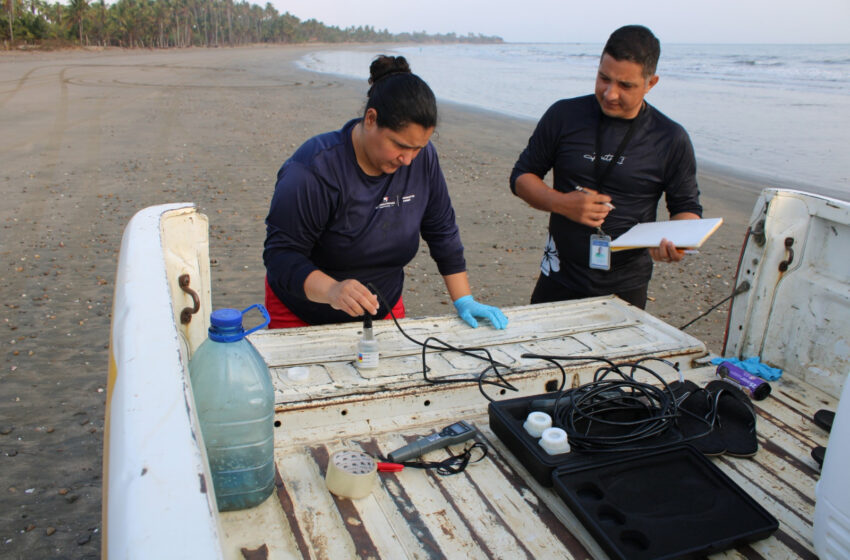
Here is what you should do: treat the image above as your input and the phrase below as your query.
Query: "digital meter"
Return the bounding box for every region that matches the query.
[387,421,477,463]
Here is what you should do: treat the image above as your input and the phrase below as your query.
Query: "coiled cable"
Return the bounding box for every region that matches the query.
[522,354,714,452]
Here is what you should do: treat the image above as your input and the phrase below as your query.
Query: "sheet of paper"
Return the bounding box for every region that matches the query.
[610,218,723,251]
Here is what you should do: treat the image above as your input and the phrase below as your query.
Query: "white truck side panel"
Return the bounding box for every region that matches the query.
[105,204,221,559]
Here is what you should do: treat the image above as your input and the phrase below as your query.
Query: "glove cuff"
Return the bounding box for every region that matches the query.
[453,295,474,310]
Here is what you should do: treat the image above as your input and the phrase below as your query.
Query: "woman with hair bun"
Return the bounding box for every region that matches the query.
[263,55,507,330]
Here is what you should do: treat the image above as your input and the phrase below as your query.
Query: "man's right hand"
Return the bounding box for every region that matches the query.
[558,187,613,228]
[514,174,613,229]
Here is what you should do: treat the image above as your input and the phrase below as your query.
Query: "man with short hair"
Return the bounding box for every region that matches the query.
[510,25,702,309]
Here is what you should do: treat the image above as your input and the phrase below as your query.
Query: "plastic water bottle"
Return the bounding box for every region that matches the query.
[189,304,275,512]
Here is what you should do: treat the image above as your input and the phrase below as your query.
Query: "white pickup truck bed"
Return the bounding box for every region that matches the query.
[213,300,824,559]
[105,188,849,559]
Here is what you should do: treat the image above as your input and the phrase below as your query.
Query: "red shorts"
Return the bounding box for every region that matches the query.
[264,277,405,329]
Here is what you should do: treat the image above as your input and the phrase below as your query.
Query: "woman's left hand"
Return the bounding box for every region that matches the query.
[453,295,508,329]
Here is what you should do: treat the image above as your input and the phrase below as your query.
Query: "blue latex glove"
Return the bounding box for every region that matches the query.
[710,356,783,381]
[453,295,508,329]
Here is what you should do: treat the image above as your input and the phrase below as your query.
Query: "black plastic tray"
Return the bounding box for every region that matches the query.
[488,394,577,486]
[488,392,682,486]
[551,445,779,560]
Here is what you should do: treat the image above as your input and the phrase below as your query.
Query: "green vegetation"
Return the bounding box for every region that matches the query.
[1,0,502,48]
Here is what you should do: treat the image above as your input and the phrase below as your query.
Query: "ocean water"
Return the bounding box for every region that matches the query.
[297,43,850,198]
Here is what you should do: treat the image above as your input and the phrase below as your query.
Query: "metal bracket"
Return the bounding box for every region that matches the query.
[179,274,200,324]
[751,218,766,247]
[778,237,795,272]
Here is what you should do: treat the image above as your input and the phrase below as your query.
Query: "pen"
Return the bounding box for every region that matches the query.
[575,186,615,210]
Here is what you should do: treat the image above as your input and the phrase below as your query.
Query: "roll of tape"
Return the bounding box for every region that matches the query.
[325,450,377,499]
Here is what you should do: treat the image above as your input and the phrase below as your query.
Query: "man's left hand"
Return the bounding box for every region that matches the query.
[649,238,685,263]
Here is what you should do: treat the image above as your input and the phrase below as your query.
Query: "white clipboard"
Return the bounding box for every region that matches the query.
[610,218,723,252]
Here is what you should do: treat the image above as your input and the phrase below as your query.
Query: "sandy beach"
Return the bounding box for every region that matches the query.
[0,44,764,557]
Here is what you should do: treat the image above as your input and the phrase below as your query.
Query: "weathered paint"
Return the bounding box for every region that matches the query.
[216,360,832,559]
[724,189,850,396]
[273,469,311,560]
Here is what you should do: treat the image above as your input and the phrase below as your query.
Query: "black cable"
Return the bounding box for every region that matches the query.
[678,280,751,331]
[522,354,715,453]
[366,283,518,401]
[381,442,488,476]
[362,283,718,452]
[562,380,674,449]
[561,367,675,450]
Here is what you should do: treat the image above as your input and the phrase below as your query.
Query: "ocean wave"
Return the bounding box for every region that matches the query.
[298,42,850,192]
[732,59,785,66]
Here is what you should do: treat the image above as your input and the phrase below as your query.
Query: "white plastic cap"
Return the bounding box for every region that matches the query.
[286,366,309,382]
[539,427,571,455]
[523,411,553,438]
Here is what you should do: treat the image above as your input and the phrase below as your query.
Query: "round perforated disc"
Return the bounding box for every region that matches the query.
[333,450,374,474]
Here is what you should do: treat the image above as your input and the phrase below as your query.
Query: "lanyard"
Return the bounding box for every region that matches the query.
[593,104,645,193]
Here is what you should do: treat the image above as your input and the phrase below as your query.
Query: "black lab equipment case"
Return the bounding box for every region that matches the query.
[488,394,779,560]
[488,391,682,486]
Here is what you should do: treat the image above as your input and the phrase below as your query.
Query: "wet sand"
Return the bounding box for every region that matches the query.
[0,44,764,557]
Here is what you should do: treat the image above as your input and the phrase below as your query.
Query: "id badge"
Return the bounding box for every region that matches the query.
[589,234,611,270]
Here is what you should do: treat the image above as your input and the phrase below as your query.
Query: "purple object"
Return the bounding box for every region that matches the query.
[717,361,771,401]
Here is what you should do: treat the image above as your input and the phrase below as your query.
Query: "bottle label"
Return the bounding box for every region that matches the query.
[357,351,379,369]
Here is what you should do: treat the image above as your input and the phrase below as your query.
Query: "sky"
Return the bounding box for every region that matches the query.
[270,0,850,44]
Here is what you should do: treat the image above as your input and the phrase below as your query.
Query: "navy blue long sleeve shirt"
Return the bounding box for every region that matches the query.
[264,119,466,325]
[510,95,702,295]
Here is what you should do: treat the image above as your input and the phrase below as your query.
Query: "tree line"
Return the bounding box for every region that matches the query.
[2,0,502,48]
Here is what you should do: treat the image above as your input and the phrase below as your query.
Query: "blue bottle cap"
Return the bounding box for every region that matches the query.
[208,305,270,342]
[210,308,243,329]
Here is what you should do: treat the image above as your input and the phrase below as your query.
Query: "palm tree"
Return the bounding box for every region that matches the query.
[68,0,88,43]
[6,0,16,42]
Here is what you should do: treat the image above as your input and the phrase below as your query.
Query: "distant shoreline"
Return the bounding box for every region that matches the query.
[3,41,843,201]
[6,39,846,54]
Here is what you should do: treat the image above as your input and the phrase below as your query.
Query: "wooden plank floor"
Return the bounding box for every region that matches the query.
[218,362,831,559]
